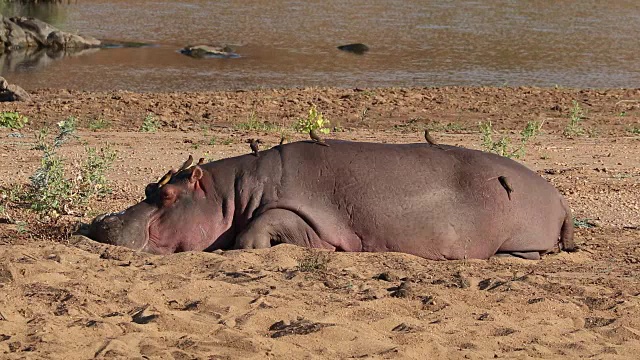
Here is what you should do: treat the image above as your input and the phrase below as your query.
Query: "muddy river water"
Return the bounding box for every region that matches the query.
[1,0,639,91]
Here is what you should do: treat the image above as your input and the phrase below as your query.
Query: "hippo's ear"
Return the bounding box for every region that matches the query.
[189,166,203,184]
[145,183,158,199]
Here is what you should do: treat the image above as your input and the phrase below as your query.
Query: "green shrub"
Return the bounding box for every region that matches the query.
[297,251,331,272]
[89,118,110,131]
[55,117,78,145]
[573,218,595,229]
[140,114,160,133]
[15,120,116,216]
[0,111,28,129]
[80,147,117,198]
[563,101,586,137]
[206,136,233,145]
[480,120,542,159]
[294,104,330,134]
[235,111,279,132]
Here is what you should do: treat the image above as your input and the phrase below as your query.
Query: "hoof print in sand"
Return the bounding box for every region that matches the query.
[451,272,470,289]
[269,318,334,338]
[420,295,449,312]
[374,272,399,282]
[389,281,413,298]
[130,304,159,324]
[391,323,420,333]
[493,327,518,337]
[585,317,616,329]
[527,297,545,304]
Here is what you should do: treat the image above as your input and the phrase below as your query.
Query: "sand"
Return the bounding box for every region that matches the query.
[1,86,639,359]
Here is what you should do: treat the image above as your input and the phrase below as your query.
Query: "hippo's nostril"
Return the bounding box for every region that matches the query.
[94,213,108,223]
[77,223,91,236]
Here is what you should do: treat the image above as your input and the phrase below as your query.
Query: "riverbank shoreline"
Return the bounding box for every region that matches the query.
[2,86,639,134]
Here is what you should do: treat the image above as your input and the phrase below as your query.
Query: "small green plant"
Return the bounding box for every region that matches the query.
[80,146,117,199]
[360,107,369,122]
[563,101,586,137]
[33,117,78,151]
[29,150,68,214]
[479,120,542,159]
[235,112,279,132]
[206,136,233,146]
[297,251,331,272]
[202,151,214,162]
[628,126,640,135]
[16,221,28,234]
[56,117,77,142]
[426,122,465,133]
[480,121,510,156]
[14,121,116,216]
[393,118,420,132]
[0,111,28,129]
[573,218,595,229]
[294,104,330,134]
[612,172,632,179]
[140,114,160,133]
[358,90,376,98]
[89,118,110,131]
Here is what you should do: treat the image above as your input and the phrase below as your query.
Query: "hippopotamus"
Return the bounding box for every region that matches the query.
[87,140,575,260]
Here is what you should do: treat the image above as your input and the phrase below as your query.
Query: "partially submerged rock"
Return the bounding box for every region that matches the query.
[0,76,30,102]
[180,45,239,59]
[46,30,101,50]
[0,15,102,74]
[337,43,369,55]
[0,15,101,52]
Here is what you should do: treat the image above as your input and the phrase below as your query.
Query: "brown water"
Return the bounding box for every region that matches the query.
[2,0,640,92]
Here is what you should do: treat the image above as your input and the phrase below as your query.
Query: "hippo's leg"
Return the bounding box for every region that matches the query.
[234,209,331,250]
[492,251,542,260]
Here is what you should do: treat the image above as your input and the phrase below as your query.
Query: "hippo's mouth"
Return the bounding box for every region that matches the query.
[88,209,154,252]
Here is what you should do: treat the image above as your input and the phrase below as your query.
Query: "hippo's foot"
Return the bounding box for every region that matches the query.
[492,251,542,260]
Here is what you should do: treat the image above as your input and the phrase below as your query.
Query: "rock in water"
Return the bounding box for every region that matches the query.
[0,76,30,102]
[180,45,240,59]
[0,16,101,51]
[337,43,369,54]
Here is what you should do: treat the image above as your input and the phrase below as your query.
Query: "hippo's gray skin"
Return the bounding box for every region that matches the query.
[88,140,575,260]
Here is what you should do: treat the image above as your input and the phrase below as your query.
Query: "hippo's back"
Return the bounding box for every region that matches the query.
[269,140,569,259]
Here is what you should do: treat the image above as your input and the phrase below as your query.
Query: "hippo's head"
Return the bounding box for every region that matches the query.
[87,157,229,254]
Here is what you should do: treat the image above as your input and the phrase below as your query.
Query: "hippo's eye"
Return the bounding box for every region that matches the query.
[158,186,178,207]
